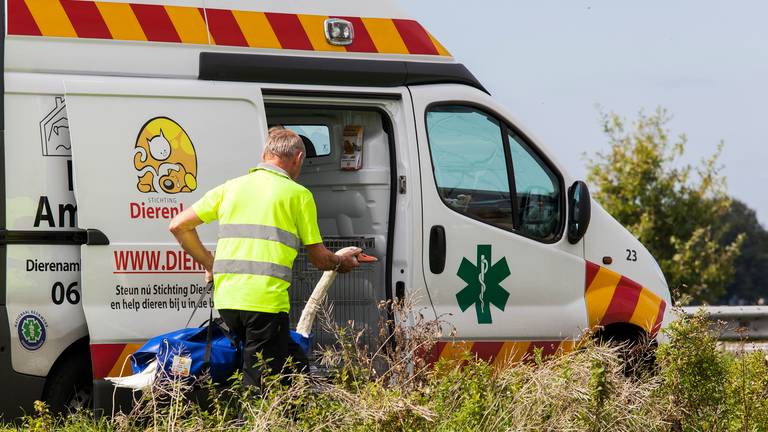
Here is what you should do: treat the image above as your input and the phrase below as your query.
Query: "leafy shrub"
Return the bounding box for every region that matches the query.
[7,305,768,432]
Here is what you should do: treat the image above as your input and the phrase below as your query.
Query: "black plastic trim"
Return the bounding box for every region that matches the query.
[428,225,446,274]
[0,229,88,245]
[395,281,405,302]
[93,379,134,416]
[199,53,487,93]
[86,228,110,245]
[0,0,7,307]
[262,88,402,100]
[381,111,397,317]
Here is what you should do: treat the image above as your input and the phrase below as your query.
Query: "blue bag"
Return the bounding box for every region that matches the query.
[130,282,313,385]
[290,330,312,356]
[131,318,242,384]
[130,282,242,384]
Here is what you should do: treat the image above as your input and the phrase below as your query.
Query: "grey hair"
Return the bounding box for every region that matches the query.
[262,128,305,160]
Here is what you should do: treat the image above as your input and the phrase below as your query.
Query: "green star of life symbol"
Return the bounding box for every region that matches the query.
[456,244,511,324]
[22,318,42,343]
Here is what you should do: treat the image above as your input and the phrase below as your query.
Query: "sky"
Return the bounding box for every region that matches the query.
[399,1,768,225]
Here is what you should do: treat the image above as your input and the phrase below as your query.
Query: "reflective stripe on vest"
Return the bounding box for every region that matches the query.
[218,224,300,251]
[213,259,293,283]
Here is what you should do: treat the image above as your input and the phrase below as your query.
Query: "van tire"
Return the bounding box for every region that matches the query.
[43,350,93,414]
[595,323,657,376]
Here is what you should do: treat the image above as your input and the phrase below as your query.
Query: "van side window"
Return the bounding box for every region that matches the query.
[425,106,514,229]
[426,105,563,241]
[508,131,561,241]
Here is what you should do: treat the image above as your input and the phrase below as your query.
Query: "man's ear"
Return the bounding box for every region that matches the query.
[295,151,305,165]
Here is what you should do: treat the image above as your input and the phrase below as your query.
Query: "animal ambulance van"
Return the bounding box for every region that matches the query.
[0,0,671,417]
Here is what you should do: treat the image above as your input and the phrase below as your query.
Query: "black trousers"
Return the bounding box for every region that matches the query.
[218,309,309,388]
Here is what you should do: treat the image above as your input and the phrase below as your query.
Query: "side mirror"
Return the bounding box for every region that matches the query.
[567,181,591,244]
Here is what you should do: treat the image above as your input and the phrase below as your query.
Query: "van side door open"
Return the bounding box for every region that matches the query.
[65,78,267,362]
[410,84,588,341]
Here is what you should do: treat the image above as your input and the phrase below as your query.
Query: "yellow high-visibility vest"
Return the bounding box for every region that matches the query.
[192,163,322,313]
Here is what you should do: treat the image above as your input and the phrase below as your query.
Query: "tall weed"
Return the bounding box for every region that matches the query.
[7,305,768,431]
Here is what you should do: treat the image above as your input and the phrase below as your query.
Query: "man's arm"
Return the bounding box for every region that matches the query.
[169,208,214,272]
[306,244,358,273]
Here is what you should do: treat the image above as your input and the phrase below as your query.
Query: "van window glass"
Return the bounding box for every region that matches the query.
[285,125,331,157]
[509,132,561,241]
[426,106,514,229]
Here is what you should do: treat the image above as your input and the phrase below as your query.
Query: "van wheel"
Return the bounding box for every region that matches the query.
[43,351,93,414]
[596,323,656,376]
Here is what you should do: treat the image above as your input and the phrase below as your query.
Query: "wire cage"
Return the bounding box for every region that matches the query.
[289,237,379,359]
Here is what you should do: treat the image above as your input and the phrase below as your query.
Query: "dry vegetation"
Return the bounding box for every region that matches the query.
[5,306,768,432]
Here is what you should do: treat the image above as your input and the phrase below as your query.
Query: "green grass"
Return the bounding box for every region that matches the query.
[5,309,768,432]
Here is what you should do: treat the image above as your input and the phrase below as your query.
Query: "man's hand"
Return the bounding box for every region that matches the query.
[169,208,214,273]
[335,251,360,273]
[205,269,214,284]
[306,244,361,272]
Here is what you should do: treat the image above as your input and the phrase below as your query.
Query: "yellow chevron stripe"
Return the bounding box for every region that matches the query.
[15,2,452,58]
[558,340,576,353]
[629,288,663,333]
[361,18,409,54]
[439,341,473,363]
[585,266,622,327]
[25,0,77,38]
[231,10,281,49]
[95,2,146,41]
[297,14,345,52]
[492,341,531,367]
[427,32,451,56]
[164,5,209,45]
[106,343,143,378]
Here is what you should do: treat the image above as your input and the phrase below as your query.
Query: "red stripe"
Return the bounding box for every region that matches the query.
[7,0,42,36]
[585,261,600,292]
[602,276,643,325]
[131,4,181,43]
[651,301,667,335]
[470,341,504,362]
[90,344,126,379]
[332,16,376,53]
[264,13,312,50]
[525,341,560,363]
[392,19,438,55]
[61,0,112,39]
[205,8,248,47]
[425,341,447,365]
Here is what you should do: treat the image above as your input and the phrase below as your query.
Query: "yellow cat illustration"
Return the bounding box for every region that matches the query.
[133,117,197,194]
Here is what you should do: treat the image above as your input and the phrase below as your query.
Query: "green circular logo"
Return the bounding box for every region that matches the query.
[17,313,46,351]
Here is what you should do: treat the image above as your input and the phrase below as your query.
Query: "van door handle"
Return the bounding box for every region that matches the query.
[429,225,446,274]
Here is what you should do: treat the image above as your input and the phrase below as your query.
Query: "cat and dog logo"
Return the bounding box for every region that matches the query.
[134,117,198,194]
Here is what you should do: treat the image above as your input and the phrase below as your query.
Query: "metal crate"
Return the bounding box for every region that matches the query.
[289,237,378,358]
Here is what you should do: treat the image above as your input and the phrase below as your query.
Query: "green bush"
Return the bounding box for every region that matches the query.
[6,308,768,431]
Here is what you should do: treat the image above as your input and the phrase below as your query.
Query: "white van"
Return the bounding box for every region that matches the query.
[1,0,671,417]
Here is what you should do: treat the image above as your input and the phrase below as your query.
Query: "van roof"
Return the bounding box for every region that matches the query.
[6,0,483,89]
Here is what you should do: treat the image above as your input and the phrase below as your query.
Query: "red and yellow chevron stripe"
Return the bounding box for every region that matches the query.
[427,340,577,367]
[427,262,667,367]
[8,0,451,56]
[89,262,666,377]
[585,261,666,336]
[90,343,143,379]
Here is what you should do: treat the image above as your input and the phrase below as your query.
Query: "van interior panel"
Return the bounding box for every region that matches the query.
[266,105,391,354]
